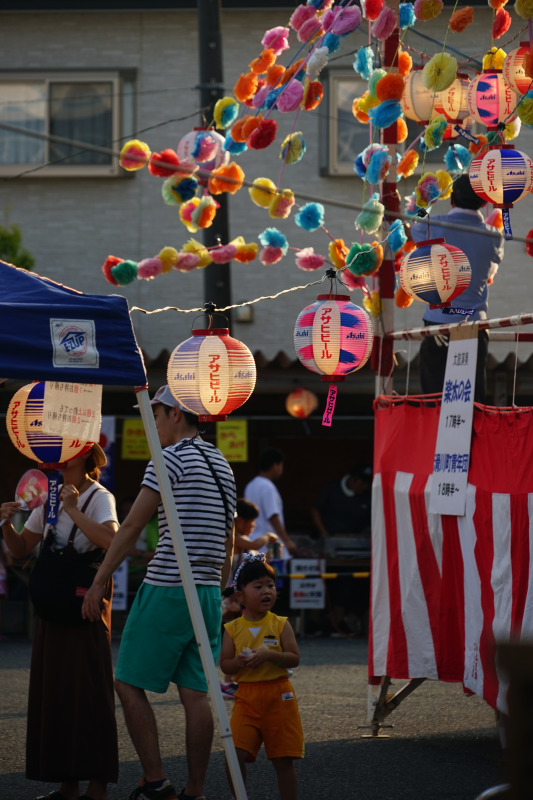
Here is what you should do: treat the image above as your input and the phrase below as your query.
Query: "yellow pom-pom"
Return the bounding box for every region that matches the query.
[329,239,349,269]
[515,0,533,19]
[503,117,521,140]
[158,246,179,273]
[230,236,259,263]
[363,289,383,318]
[119,139,151,171]
[269,188,295,219]
[421,53,457,92]
[482,47,506,70]
[182,238,213,268]
[436,169,453,200]
[517,95,533,127]
[359,93,380,114]
[249,177,277,208]
[213,96,239,130]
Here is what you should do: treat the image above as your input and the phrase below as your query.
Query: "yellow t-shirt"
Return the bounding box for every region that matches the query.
[224,611,288,683]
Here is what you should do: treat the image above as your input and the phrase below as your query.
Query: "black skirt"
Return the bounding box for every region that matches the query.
[26,578,119,783]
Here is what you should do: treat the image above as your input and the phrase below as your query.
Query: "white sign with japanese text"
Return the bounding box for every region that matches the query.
[429,327,478,516]
[42,382,102,442]
[290,558,326,609]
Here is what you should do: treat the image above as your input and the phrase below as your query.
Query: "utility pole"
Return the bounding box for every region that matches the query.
[197,0,232,328]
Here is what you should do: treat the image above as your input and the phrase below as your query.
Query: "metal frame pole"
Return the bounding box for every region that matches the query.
[136,387,246,800]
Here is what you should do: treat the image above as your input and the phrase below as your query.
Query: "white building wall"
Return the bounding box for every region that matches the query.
[0,8,531,364]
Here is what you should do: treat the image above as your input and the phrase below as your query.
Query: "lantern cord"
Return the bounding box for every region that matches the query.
[512,325,520,408]
[404,340,412,398]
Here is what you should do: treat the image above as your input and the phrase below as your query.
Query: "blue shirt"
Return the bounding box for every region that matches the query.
[410,208,504,325]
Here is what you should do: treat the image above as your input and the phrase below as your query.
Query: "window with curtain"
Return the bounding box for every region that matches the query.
[0,74,128,176]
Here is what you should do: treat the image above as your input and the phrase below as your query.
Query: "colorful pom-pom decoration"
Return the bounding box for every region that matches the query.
[329,239,349,269]
[503,43,533,94]
[191,195,219,229]
[295,202,325,232]
[414,0,443,20]
[415,173,441,208]
[210,244,239,264]
[395,286,414,309]
[112,259,138,286]
[269,188,295,219]
[179,198,202,233]
[231,237,259,263]
[259,227,289,253]
[102,255,122,286]
[262,27,290,57]
[399,2,415,27]
[397,117,408,143]
[158,247,179,273]
[366,149,391,183]
[224,133,248,156]
[213,97,239,130]
[355,192,385,234]
[247,119,278,150]
[301,78,324,111]
[485,209,504,231]
[467,71,517,127]
[517,91,533,128]
[280,132,306,165]
[295,247,327,271]
[421,53,457,92]
[369,68,387,98]
[234,72,259,102]
[469,146,533,207]
[368,99,403,129]
[397,149,419,178]
[249,49,277,74]
[294,295,373,380]
[176,252,201,272]
[362,0,383,21]
[449,6,474,32]
[306,46,329,79]
[149,149,191,178]
[354,47,374,80]
[162,175,199,206]
[445,143,472,173]
[249,177,277,208]
[324,5,361,35]
[119,139,151,171]
[526,228,533,258]
[137,257,163,281]
[492,7,511,38]
[388,220,408,253]
[376,73,405,102]
[483,47,506,71]
[363,289,384,317]
[181,239,212,268]
[277,80,304,112]
[298,16,324,42]
[372,7,398,39]
[324,33,341,53]
[435,169,453,200]
[208,161,245,195]
[290,4,317,31]
[260,245,286,265]
[346,242,381,276]
[398,51,413,76]
[400,238,471,309]
[515,0,533,19]
[423,114,447,151]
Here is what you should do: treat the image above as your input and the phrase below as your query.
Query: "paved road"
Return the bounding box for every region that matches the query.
[1,637,504,799]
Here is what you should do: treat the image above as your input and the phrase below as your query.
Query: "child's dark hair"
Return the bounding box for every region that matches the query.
[236,498,259,521]
[222,558,276,597]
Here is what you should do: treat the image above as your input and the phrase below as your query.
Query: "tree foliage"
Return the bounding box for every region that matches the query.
[0,224,35,271]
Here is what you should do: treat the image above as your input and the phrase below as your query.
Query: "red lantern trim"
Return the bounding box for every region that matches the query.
[192,328,229,336]
[414,238,445,248]
[320,375,346,382]
[316,294,350,301]
[198,414,227,422]
[39,462,69,469]
[429,302,452,309]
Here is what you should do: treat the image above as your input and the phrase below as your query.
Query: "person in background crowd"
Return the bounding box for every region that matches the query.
[244,448,297,561]
[311,465,372,637]
[410,174,504,403]
[0,534,13,642]
[82,385,237,800]
[0,444,119,800]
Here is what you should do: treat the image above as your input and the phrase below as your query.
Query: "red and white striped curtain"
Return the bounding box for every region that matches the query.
[370,397,533,713]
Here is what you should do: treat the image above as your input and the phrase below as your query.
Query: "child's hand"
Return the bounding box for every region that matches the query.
[244,648,271,669]
[237,652,251,668]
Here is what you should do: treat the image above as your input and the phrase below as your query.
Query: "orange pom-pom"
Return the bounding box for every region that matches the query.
[492,7,511,39]
[488,0,508,9]
[230,118,248,143]
[397,149,419,178]
[208,162,245,195]
[395,286,414,308]
[242,113,263,140]
[281,59,306,84]
[376,73,405,102]
[234,72,259,102]
[398,51,413,76]
[301,78,324,111]
[469,133,488,156]
[249,48,276,74]
[329,239,349,269]
[397,117,408,143]
[353,102,369,124]
[266,64,286,87]
[449,6,474,32]
[524,52,533,80]
[402,239,417,254]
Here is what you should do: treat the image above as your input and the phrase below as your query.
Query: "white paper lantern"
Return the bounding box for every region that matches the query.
[400,238,471,309]
[433,74,470,122]
[401,69,434,123]
[503,42,532,95]
[466,70,517,128]
[469,145,533,207]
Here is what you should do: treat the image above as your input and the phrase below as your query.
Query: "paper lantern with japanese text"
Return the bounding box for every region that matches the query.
[469,145,533,208]
[285,388,319,419]
[399,238,471,309]
[6,382,91,465]
[293,295,373,382]
[167,328,256,422]
[177,128,228,175]
[433,74,470,123]
[503,43,533,95]
[401,69,434,123]
[466,71,517,128]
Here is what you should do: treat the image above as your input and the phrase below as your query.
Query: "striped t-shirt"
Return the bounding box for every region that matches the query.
[142,438,237,588]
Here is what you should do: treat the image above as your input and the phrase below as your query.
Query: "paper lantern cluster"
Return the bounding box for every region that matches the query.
[7,382,91,465]
[294,295,373,381]
[167,328,257,422]
[399,238,472,308]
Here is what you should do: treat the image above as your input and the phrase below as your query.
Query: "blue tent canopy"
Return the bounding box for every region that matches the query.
[0,261,147,386]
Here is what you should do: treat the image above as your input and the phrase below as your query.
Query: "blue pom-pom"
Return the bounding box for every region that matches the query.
[224,133,247,155]
[353,46,373,80]
[259,227,288,253]
[366,150,391,184]
[176,177,199,202]
[295,202,325,232]
[368,100,402,130]
[399,2,415,28]
[444,143,471,173]
[354,154,367,178]
[191,132,212,160]
[324,33,341,53]
[265,87,283,110]
[220,104,239,129]
[294,69,306,83]
[388,220,407,253]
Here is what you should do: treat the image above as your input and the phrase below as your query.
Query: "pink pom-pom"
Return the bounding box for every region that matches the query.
[372,7,398,40]
[137,257,163,280]
[290,4,317,31]
[252,85,270,109]
[322,9,336,30]
[276,80,304,112]
[328,6,362,34]
[298,16,324,42]
[175,253,200,272]
[295,248,327,271]
[492,7,511,39]
[260,245,285,265]
[341,270,367,291]
[194,133,218,163]
[210,244,238,264]
[262,26,290,57]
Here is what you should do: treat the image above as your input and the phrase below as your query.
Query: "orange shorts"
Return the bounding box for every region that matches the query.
[230,677,305,763]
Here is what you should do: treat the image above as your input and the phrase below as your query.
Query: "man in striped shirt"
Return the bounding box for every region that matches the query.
[83,385,237,800]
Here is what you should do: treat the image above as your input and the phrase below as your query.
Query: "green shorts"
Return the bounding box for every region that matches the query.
[115,583,222,694]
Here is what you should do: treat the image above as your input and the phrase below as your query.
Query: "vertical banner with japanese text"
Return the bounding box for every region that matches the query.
[429,325,478,515]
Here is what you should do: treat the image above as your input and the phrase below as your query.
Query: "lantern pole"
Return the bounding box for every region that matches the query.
[136,387,247,800]
[198,0,232,329]
[374,3,400,397]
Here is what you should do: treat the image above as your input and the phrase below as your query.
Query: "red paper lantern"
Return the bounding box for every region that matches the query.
[285,388,319,419]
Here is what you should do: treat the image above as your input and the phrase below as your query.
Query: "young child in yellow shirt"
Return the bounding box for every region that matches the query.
[220,553,304,800]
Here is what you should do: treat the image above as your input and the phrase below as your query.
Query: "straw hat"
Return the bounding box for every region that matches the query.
[89,442,107,468]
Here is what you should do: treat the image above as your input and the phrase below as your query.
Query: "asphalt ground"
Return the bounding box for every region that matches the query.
[0,636,504,800]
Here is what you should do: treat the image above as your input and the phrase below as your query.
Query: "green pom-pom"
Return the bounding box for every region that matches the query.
[368,68,386,98]
[346,242,378,276]
[486,131,501,145]
[111,259,138,285]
